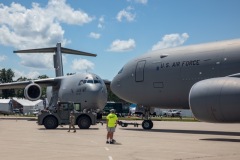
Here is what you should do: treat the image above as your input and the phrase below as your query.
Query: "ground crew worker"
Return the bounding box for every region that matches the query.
[68,111,76,132]
[106,109,118,144]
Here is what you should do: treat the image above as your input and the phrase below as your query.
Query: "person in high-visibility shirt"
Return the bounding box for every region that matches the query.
[106,109,118,144]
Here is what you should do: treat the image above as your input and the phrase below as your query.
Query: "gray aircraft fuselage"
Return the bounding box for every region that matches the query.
[111,39,240,109]
[47,72,108,110]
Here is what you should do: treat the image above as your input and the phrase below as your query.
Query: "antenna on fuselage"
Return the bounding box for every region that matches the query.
[14,43,97,77]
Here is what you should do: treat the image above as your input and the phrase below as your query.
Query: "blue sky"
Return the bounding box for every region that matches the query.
[0,0,240,81]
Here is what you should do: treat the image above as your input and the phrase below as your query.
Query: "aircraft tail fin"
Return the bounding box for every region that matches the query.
[13,43,97,77]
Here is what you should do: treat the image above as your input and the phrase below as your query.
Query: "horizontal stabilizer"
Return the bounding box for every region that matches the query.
[14,47,97,57]
[61,47,96,57]
[14,47,56,53]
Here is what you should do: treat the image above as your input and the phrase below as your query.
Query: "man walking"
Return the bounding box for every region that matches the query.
[68,111,76,132]
[106,109,118,144]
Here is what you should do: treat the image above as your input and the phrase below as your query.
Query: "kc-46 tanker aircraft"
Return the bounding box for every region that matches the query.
[111,39,240,129]
[0,43,108,129]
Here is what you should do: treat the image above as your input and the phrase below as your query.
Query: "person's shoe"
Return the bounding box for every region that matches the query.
[106,141,110,144]
[73,130,76,133]
[110,141,114,144]
[67,130,70,132]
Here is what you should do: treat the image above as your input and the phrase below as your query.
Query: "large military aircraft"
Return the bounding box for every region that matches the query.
[111,39,240,129]
[0,43,108,112]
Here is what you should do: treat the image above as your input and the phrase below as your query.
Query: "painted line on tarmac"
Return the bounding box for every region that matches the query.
[104,147,109,151]
[90,140,98,145]
[108,156,113,160]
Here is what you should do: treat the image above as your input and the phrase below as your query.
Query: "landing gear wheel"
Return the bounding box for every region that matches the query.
[142,120,153,130]
[43,116,58,129]
[78,116,91,129]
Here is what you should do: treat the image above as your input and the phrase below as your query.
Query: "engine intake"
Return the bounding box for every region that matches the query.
[24,83,42,101]
[189,77,240,123]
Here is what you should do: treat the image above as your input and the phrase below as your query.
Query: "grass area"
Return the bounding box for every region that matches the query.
[103,116,199,122]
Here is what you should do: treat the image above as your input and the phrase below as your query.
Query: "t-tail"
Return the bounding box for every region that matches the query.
[14,43,97,77]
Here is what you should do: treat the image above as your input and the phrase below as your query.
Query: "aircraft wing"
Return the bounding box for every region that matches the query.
[103,79,111,86]
[0,77,62,90]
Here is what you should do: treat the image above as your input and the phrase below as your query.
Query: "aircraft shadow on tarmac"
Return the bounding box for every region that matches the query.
[121,128,240,137]
[38,128,99,131]
[201,138,240,143]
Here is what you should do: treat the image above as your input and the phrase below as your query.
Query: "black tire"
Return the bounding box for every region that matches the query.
[77,116,91,129]
[43,116,58,129]
[142,120,153,130]
[121,123,128,127]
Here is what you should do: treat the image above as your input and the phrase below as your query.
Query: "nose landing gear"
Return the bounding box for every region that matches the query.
[141,107,153,130]
[142,120,153,130]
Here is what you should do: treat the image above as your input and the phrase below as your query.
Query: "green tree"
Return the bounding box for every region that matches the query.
[15,76,29,98]
[38,75,48,79]
[38,75,49,98]
[0,68,15,98]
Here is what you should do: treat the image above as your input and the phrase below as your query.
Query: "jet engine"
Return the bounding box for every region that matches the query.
[189,77,240,123]
[24,83,42,101]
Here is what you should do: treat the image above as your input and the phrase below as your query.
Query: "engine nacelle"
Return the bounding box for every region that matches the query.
[189,77,240,123]
[24,83,42,101]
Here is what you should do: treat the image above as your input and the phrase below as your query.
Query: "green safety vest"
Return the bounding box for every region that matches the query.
[107,113,118,127]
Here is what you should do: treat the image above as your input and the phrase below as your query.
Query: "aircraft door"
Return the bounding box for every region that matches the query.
[135,60,146,82]
[59,103,70,120]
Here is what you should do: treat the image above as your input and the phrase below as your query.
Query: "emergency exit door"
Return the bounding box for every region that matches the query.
[135,60,146,82]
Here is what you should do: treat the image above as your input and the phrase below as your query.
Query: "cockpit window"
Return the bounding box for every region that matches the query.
[118,67,124,74]
[94,80,100,83]
[87,80,93,83]
[79,78,101,85]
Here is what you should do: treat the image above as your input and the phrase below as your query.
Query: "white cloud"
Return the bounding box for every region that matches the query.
[107,39,136,52]
[151,33,189,51]
[0,0,93,69]
[116,7,136,22]
[127,0,148,4]
[0,55,7,62]
[71,59,94,72]
[135,0,148,4]
[13,69,40,81]
[89,32,101,39]
[18,53,54,69]
[98,16,104,29]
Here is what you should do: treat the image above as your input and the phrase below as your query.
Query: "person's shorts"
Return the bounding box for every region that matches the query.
[107,127,116,132]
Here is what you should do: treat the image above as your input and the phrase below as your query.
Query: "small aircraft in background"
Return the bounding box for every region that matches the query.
[111,39,240,129]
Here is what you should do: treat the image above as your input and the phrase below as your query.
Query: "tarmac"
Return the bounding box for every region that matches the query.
[0,117,240,160]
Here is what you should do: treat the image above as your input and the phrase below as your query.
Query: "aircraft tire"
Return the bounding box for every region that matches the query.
[43,116,58,129]
[77,116,91,129]
[142,120,153,130]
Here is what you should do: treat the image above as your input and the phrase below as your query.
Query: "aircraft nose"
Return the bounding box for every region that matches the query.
[91,85,108,109]
[110,76,121,97]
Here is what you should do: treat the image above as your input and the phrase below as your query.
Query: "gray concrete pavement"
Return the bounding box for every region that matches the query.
[0,118,240,160]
